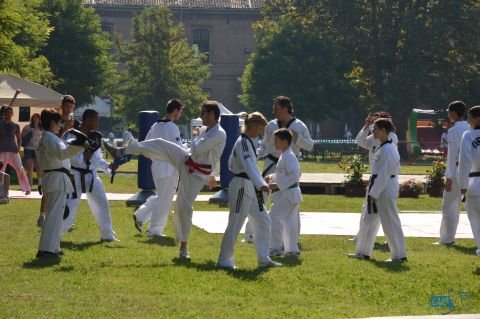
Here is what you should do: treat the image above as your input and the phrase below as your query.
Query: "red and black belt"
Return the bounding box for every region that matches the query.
[185,157,212,175]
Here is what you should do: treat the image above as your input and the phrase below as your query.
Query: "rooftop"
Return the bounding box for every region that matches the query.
[83,0,265,9]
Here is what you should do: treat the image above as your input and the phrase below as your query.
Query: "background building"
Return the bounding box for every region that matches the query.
[84,0,266,113]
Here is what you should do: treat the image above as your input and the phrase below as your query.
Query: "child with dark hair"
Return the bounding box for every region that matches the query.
[267,128,303,257]
[349,118,407,262]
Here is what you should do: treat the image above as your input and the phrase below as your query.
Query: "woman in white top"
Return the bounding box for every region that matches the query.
[217,112,281,270]
[349,118,407,262]
[21,113,43,187]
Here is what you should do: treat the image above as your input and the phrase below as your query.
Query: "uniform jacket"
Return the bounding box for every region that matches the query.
[458,129,480,196]
[269,147,303,205]
[258,118,314,160]
[35,131,84,193]
[146,120,183,179]
[356,125,398,166]
[445,121,469,179]
[368,141,400,199]
[190,123,226,180]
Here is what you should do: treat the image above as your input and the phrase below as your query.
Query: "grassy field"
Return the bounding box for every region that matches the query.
[0,201,478,318]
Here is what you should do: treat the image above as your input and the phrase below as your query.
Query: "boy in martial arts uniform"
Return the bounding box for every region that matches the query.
[435,101,469,245]
[244,96,313,242]
[348,118,407,262]
[217,112,281,270]
[267,128,303,257]
[36,109,86,258]
[352,112,398,243]
[458,105,480,257]
[133,99,184,236]
[104,101,226,260]
[61,109,118,242]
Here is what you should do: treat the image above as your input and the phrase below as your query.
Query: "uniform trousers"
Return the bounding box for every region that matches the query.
[269,194,300,253]
[134,173,177,235]
[61,171,115,240]
[0,152,30,192]
[38,191,67,252]
[355,194,407,259]
[439,179,462,244]
[465,194,480,256]
[218,177,273,267]
[127,139,205,242]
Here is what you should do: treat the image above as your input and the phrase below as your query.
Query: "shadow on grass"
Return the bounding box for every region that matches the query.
[369,259,410,273]
[450,244,478,256]
[474,267,480,276]
[23,257,61,269]
[373,242,390,252]
[141,236,176,247]
[55,265,74,272]
[272,256,302,267]
[171,258,270,281]
[61,240,102,251]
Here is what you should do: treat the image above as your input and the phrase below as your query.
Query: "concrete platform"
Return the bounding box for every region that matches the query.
[191,211,474,238]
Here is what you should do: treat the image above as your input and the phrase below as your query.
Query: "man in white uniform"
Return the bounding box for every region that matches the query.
[435,101,469,245]
[133,99,184,236]
[458,105,480,257]
[61,109,118,242]
[104,101,226,259]
[244,96,313,242]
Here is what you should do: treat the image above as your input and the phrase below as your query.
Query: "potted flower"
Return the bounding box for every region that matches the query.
[399,179,424,198]
[338,154,368,197]
[426,159,446,197]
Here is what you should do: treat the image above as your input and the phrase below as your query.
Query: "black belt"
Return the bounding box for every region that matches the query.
[262,154,279,177]
[367,174,396,214]
[44,167,77,199]
[235,172,264,211]
[71,166,94,193]
[235,172,249,179]
[469,172,480,177]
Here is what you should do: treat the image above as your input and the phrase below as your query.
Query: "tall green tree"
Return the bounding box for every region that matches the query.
[39,0,116,106]
[0,0,53,85]
[118,7,210,122]
[240,11,358,121]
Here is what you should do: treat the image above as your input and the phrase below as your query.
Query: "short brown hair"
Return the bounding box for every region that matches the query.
[374,118,395,133]
[202,100,220,120]
[273,128,293,146]
[166,98,184,114]
[468,105,480,119]
[274,96,293,115]
[41,108,61,130]
[62,95,75,106]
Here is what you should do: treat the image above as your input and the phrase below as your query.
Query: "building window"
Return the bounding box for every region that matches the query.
[192,29,210,62]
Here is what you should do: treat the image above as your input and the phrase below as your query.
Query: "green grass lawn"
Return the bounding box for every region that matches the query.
[0,200,478,318]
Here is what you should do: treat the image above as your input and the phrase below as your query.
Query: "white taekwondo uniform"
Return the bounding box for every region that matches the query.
[61,147,116,240]
[134,119,183,236]
[245,117,313,241]
[36,131,84,253]
[354,127,398,241]
[268,147,303,255]
[458,128,480,256]
[439,120,469,244]
[217,134,274,268]
[355,139,407,260]
[124,123,226,244]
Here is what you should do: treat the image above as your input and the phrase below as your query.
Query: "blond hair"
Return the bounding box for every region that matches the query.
[239,112,268,132]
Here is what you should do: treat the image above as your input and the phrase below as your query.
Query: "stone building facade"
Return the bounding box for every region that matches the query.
[84,0,265,112]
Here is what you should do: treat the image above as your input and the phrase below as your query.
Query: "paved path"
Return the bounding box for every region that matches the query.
[191,211,474,238]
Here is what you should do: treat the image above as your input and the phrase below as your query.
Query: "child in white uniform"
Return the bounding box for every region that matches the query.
[458,105,480,257]
[348,118,407,262]
[267,128,303,257]
[217,112,281,269]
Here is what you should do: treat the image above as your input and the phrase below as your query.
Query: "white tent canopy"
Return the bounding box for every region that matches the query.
[0,73,63,108]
